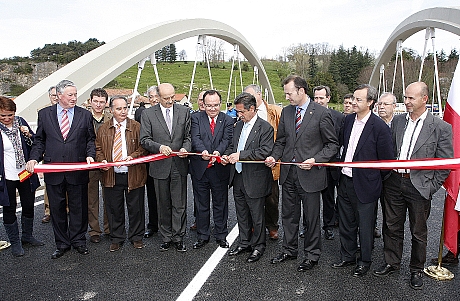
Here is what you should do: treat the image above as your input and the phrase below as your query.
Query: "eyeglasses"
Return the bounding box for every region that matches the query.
[377,102,393,106]
[205,104,220,108]
[161,95,175,101]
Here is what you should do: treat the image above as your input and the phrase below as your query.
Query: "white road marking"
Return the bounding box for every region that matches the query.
[176,224,239,301]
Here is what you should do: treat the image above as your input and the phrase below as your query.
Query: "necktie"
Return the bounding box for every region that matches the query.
[210,117,215,135]
[295,107,302,134]
[235,123,249,173]
[60,109,70,140]
[166,108,172,134]
[113,123,122,162]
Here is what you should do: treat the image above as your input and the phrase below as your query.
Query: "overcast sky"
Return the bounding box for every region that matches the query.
[1,0,459,61]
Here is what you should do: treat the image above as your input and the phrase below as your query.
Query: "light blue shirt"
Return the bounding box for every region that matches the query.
[296,97,310,123]
[56,103,74,128]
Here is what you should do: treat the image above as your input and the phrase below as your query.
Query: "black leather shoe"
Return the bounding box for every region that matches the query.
[271,252,297,264]
[247,250,263,263]
[352,265,369,277]
[75,245,89,255]
[175,241,187,252]
[373,264,398,277]
[228,246,252,256]
[299,229,305,238]
[216,239,229,248]
[410,271,424,290]
[331,260,355,269]
[297,259,318,272]
[324,229,334,240]
[430,251,459,266]
[51,247,70,259]
[144,228,157,238]
[160,242,171,252]
[193,239,209,249]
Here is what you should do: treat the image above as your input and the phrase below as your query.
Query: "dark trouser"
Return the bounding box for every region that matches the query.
[383,172,431,272]
[282,166,321,260]
[105,173,145,244]
[87,170,109,236]
[265,179,279,231]
[146,173,158,231]
[321,167,338,230]
[46,180,88,249]
[233,173,266,253]
[337,175,376,266]
[154,163,187,243]
[192,168,228,241]
[3,179,35,224]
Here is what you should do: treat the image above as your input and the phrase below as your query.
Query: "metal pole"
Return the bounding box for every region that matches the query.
[431,28,443,118]
[149,54,161,85]
[128,57,147,117]
[226,44,237,104]
[419,28,431,81]
[188,35,203,103]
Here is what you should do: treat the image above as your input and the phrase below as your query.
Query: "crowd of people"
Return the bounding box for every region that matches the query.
[0,75,457,290]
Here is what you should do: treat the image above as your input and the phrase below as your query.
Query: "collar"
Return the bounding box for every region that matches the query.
[406,109,428,122]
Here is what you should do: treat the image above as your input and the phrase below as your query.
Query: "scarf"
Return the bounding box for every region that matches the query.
[0,117,26,169]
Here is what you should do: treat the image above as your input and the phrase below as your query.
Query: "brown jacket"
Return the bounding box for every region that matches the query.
[96,117,147,191]
[263,100,282,181]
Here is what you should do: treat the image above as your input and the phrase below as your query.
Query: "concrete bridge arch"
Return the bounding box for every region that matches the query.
[16,19,275,121]
[369,6,460,89]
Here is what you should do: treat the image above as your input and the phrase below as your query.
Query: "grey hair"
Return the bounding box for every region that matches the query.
[244,84,261,94]
[48,86,56,95]
[147,85,159,96]
[379,92,397,104]
[56,80,76,94]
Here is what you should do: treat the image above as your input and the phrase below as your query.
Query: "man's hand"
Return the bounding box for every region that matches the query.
[25,160,38,173]
[299,158,315,170]
[86,157,94,164]
[100,160,109,171]
[221,155,229,166]
[177,148,188,158]
[228,152,240,165]
[265,156,276,168]
[201,150,210,160]
[211,151,220,164]
[159,145,172,156]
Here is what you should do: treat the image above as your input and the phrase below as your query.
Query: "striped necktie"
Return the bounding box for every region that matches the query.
[113,123,122,162]
[295,107,302,134]
[60,109,70,140]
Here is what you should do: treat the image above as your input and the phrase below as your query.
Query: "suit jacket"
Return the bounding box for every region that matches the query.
[189,111,233,181]
[96,117,148,191]
[391,112,453,200]
[29,104,96,185]
[328,108,345,180]
[140,103,191,179]
[225,117,274,199]
[271,101,339,193]
[341,112,394,203]
[0,117,40,206]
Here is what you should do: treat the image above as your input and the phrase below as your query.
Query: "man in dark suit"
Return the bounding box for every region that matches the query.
[26,79,96,259]
[373,82,453,290]
[331,84,393,277]
[266,76,339,272]
[222,92,274,263]
[190,90,234,249]
[140,83,191,252]
[312,85,344,240]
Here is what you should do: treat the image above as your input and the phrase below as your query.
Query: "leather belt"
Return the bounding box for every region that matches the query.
[395,172,410,179]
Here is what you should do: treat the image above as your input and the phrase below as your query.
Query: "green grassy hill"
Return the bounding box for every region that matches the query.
[106,60,287,109]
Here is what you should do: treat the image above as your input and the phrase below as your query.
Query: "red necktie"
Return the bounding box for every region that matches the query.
[210,118,215,135]
[60,109,70,140]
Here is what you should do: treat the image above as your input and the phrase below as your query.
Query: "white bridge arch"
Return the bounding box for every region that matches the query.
[16,19,275,121]
[369,6,460,89]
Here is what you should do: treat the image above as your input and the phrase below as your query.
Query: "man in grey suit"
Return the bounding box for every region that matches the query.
[140,83,191,252]
[266,75,339,271]
[222,92,274,263]
[373,82,453,290]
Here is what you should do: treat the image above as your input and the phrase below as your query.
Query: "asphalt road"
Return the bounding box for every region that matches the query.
[1,176,458,301]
